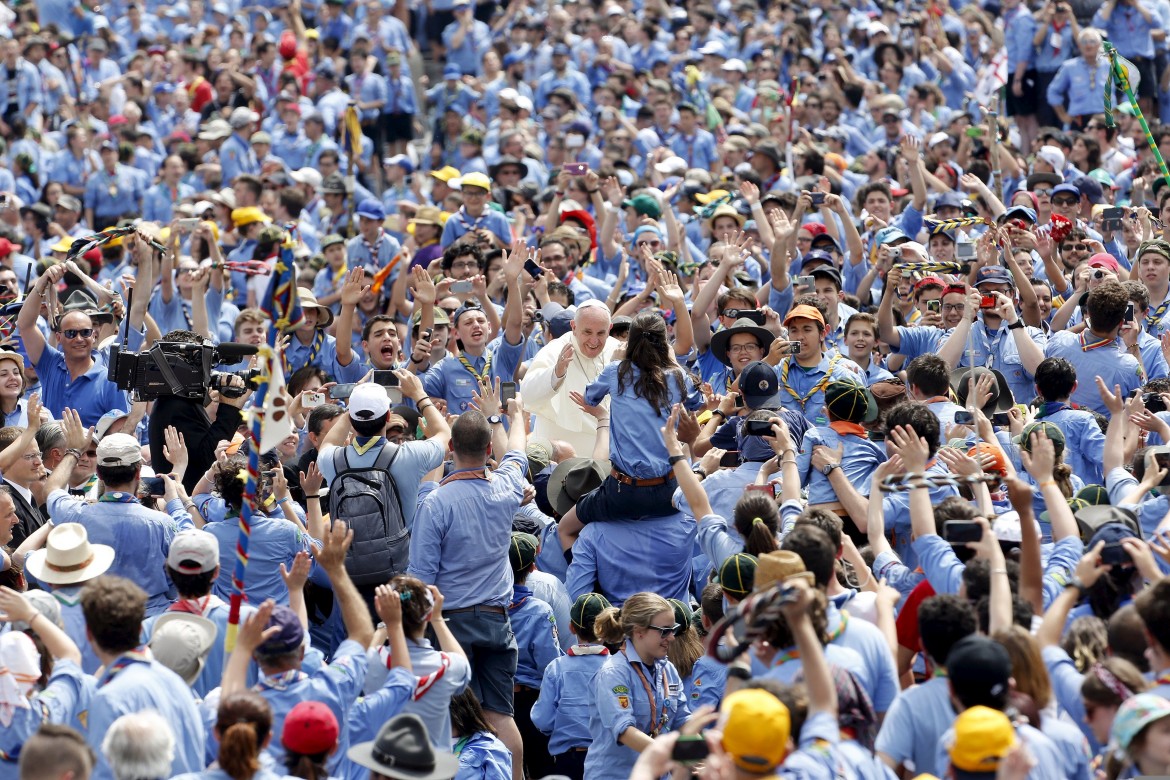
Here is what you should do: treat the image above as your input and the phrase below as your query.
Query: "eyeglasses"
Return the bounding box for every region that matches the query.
[728,343,762,354]
[449,260,479,271]
[941,303,966,312]
[20,452,41,462]
[63,328,95,339]
[647,623,680,638]
[82,450,97,458]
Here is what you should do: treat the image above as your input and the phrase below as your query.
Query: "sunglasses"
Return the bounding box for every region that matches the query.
[1032,187,1053,195]
[646,623,680,638]
[1052,197,1078,206]
[63,328,95,339]
[637,240,662,249]
[1063,243,1088,252]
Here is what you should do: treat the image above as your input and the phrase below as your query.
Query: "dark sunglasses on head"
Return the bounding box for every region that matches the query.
[63,328,94,339]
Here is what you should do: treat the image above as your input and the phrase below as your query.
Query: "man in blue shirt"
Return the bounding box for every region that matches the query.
[1045,279,1144,414]
[81,576,206,780]
[346,198,402,272]
[439,171,512,248]
[84,137,143,227]
[142,154,195,223]
[18,263,129,426]
[219,107,260,185]
[668,103,719,173]
[408,395,529,772]
[442,0,493,77]
[1094,0,1161,112]
[284,288,367,382]
[534,43,592,110]
[46,426,194,617]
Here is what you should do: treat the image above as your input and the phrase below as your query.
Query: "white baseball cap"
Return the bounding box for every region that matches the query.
[1036,145,1065,172]
[349,383,390,421]
[167,529,220,574]
[96,433,143,467]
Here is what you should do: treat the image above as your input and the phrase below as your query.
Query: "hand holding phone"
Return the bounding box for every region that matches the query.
[563,162,589,176]
[303,391,325,409]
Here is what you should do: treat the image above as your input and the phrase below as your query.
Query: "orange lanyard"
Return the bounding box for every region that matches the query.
[627,651,669,736]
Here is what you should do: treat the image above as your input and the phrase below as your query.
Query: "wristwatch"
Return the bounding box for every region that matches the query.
[1064,576,1088,597]
[1007,320,1024,330]
[487,414,504,425]
[821,462,840,476]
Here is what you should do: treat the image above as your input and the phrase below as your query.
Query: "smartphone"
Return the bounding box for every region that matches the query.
[793,275,815,288]
[980,295,996,309]
[1102,207,1124,232]
[1144,392,1168,414]
[330,383,357,401]
[523,257,543,279]
[869,430,886,442]
[1100,542,1132,567]
[778,340,802,355]
[810,191,825,207]
[671,735,709,765]
[1155,451,1170,484]
[991,412,1013,426]
[500,381,517,407]
[953,410,975,425]
[734,394,745,409]
[1125,303,1135,323]
[176,218,201,231]
[449,279,474,294]
[303,391,325,409]
[744,419,775,437]
[421,328,433,342]
[727,308,766,326]
[142,476,165,496]
[965,126,982,138]
[373,370,400,388]
[927,299,941,313]
[719,450,741,468]
[563,162,589,176]
[956,242,977,260]
[943,520,983,544]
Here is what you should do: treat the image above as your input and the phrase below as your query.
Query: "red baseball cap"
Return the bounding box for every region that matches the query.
[1088,253,1120,272]
[913,275,945,293]
[0,238,13,259]
[281,701,339,755]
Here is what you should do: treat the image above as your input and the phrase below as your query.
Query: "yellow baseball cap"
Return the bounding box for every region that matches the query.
[231,207,271,227]
[720,689,791,772]
[948,706,1017,773]
[50,235,74,253]
[458,171,491,191]
[693,189,729,205]
[430,166,461,183]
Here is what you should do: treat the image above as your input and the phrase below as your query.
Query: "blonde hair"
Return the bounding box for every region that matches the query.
[594,593,673,645]
[994,626,1051,709]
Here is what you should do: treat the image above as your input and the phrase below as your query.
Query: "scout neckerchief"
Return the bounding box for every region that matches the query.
[99,491,137,504]
[69,473,98,496]
[455,208,488,234]
[291,330,325,372]
[624,647,670,737]
[1035,401,1072,419]
[332,261,349,288]
[768,611,849,666]
[352,435,384,456]
[453,736,472,755]
[780,353,842,412]
[440,466,489,484]
[828,421,867,438]
[378,644,453,701]
[170,594,218,616]
[255,668,308,691]
[566,643,609,656]
[1079,331,1115,352]
[1149,295,1170,334]
[457,351,492,384]
[99,647,151,688]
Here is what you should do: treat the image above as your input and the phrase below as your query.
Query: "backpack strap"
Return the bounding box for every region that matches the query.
[372,441,400,471]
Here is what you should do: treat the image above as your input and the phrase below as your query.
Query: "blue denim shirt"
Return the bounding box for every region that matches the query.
[531,645,609,754]
[566,513,695,606]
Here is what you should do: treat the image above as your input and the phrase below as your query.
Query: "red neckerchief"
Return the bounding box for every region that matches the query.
[828,421,867,438]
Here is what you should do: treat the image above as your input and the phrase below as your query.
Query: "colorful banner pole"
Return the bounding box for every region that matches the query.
[1103,41,1170,193]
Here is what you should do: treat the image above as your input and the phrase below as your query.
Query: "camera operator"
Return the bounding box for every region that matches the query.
[148,329,253,493]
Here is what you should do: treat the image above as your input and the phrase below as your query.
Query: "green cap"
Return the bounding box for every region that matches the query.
[825,378,878,423]
[1075,484,1110,506]
[668,598,694,634]
[620,193,663,219]
[321,233,346,250]
[570,592,612,631]
[525,441,552,480]
[717,553,758,599]
[509,532,539,572]
[1019,421,1065,453]
[411,307,451,326]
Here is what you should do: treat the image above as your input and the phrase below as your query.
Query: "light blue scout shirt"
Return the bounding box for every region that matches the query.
[142,593,259,699]
[874,675,956,777]
[344,71,388,123]
[364,637,473,750]
[585,363,702,479]
[48,490,194,616]
[934,722,1068,780]
[531,644,609,755]
[35,346,129,427]
[1093,0,1159,58]
[192,493,312,608]
[440,207,513,248]
[45,584,102,675]
[686,652,727,711]
[797,422,887,504]
[826,603,900,713]
[384,73,418,116]
[83,164,143,222]
[284,329,367,382]
[88,650,207,780]
[880,459,961,571]
[1034,404,1106,486]
[453,732,513,780]
[408,451,528,610]
[668,129,719,170]
[346,231,402,271]
[943,321,1047,406]
[927,398,966,444]
[219,132,259,184]
[1047,57,1112,117]
[441,19,493,77]
[0,659,92,778]
[171,766,286,780]
[421,339,525,414]
[566,514,695,606]
[895,324,947,364]
[1141,330,1170,379]
[773,352,864,427]
[584,639,690,780]
[1044,330,1143,415]
[528,570,572,645]
[337,666,416,780]
[695,513,747,577]
[252,638,367,773]
[508,584,562,688]
[319,436,444,530]
[1105,465,1170,539]
[1041,645,1101,752]
[142,180,195,223]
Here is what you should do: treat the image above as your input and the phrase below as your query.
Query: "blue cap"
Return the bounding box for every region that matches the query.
[1052,183,1081,199]
[800,249,836,269]
[632,225,664,244]
[974,266,1014,288]
[737,361,783,409]
[1073,175,1105,205]
[1088,521,1139,549]
[547,310,574,338]
[257,605,305,655]
[443,64,462,80]
[382,153,413,174]
[451,303,485,327]
[935,191,964,209]
[875,226,909,245]
[552,43,572,56]
[356,198,386,221]
[810,232,841,253]
[1001,205,1037,223]
[153,82,176,94]
[502,46,529,67]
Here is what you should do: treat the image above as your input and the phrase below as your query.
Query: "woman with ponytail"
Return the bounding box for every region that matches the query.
[557,310,702,550]
[172,691,280,780]
[583,592,691,780]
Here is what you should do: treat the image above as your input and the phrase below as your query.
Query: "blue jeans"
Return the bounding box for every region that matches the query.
[576,474,678,524]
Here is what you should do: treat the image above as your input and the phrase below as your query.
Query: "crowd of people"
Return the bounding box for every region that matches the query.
[7,0,1170,778]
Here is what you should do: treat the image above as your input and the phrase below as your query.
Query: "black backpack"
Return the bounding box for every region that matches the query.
[328,444,408,586]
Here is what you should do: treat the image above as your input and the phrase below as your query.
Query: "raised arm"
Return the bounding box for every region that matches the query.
[19,265,66,366]
[314,519,375,649]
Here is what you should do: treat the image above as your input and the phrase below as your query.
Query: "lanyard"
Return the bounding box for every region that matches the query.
[780,354,841,410]
[625,650,669,737]
[99,648,151,688]
[1080,331,1115,351]
[457,352,491,383]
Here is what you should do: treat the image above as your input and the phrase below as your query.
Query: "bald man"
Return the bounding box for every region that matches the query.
[521,301,621,455]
